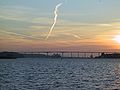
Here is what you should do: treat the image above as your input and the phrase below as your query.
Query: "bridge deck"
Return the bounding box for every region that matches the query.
[20,51,120,59]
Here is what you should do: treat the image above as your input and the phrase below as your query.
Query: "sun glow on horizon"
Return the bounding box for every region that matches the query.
[113,35,120,44]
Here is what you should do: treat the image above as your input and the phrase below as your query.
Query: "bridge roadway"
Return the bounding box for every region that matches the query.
[20,51,119,58]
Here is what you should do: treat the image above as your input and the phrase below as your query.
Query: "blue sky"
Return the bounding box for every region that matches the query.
[1,0,120,22]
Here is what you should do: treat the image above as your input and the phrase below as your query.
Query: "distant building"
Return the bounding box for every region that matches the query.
[96,53,120,58]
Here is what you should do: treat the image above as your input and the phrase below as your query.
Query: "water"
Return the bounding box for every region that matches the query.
[0,58,120,90]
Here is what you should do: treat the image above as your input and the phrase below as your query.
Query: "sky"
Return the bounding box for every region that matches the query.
[0,0,120,52]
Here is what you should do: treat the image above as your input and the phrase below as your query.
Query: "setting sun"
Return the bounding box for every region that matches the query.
[113,35,120,44]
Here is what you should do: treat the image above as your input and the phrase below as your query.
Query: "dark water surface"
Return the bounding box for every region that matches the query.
[0,58,120,90]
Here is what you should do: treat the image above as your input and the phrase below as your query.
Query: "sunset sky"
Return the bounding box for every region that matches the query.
[0,0,120,52]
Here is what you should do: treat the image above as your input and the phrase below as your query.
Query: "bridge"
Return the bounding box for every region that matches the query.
[20,51,120,59]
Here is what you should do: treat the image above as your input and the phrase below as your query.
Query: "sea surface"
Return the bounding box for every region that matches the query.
[0,58,120,90]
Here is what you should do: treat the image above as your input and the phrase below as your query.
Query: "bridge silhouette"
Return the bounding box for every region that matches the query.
[21,51,119,59]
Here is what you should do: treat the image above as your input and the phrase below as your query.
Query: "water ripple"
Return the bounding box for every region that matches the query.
[0,58,120,90]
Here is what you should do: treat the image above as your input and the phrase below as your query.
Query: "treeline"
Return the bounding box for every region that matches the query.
[0,52,61,59]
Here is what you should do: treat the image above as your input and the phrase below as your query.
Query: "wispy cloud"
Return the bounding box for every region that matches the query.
[0,6,48,23]
[63,33,81,39]
[0,30,42,40]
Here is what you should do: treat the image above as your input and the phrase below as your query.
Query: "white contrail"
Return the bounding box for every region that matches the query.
[46,3,62,40]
